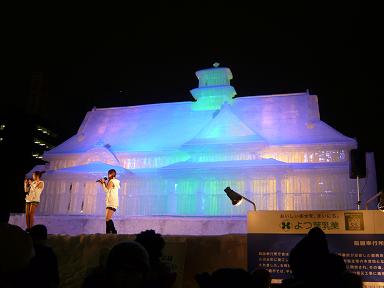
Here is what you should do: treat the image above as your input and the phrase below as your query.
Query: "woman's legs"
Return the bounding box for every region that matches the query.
[106,208,114,222]
[25,203,30,229]
[29,204,37,228]
[26,203,38,229]
[105,208,117,234]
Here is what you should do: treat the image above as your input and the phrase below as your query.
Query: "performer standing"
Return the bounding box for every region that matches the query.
[98,169,120,234]
[24,171,45,231]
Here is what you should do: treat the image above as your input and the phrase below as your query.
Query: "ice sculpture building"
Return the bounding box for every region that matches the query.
[37,64,376,217]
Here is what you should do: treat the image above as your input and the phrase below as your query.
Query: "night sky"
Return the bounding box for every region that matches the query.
[5,1,380,189]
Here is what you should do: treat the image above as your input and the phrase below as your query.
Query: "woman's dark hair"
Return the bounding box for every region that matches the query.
[108,169,116,178]
[33,171,45,178]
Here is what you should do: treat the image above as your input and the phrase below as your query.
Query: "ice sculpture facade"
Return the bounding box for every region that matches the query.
[38,65,376,216]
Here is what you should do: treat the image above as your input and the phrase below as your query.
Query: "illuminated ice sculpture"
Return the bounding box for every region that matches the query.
[38,64,377,216]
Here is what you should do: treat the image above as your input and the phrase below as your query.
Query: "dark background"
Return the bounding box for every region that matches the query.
[3,1,380,210]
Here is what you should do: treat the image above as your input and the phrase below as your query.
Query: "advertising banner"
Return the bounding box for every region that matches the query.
[247,210,384,287]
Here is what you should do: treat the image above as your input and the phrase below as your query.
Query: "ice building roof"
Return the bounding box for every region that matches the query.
[45,65,355,157]
[45,162,132,177]
[45,92,355,157]
[183,102,267,146]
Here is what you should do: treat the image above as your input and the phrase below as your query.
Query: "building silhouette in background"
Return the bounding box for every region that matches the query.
[2,72,61,212]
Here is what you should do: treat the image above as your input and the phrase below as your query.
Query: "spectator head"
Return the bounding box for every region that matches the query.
[251,268,271,288]
[307,227,329,253]
[289,227,333,283]
[106,241,149,288]
[135,229,165,261]
[0,224,34,274]
[30,224,48,243]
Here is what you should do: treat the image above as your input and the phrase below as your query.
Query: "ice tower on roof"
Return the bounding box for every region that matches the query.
[190,62,237,110]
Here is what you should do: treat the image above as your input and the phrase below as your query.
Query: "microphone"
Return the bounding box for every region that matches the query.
[96,177,108,183]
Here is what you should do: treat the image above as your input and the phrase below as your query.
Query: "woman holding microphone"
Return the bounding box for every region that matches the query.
[97,169,120,234]
[24,171,45,231]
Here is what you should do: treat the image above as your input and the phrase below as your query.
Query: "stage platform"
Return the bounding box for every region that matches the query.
[9,214,247,235]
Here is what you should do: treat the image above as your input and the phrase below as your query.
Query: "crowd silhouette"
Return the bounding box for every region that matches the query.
[1,207,59,288]
[1,205,364,288]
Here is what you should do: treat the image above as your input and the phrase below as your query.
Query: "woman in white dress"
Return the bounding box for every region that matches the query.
[98,169,120,234]
[24,171,45,231]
